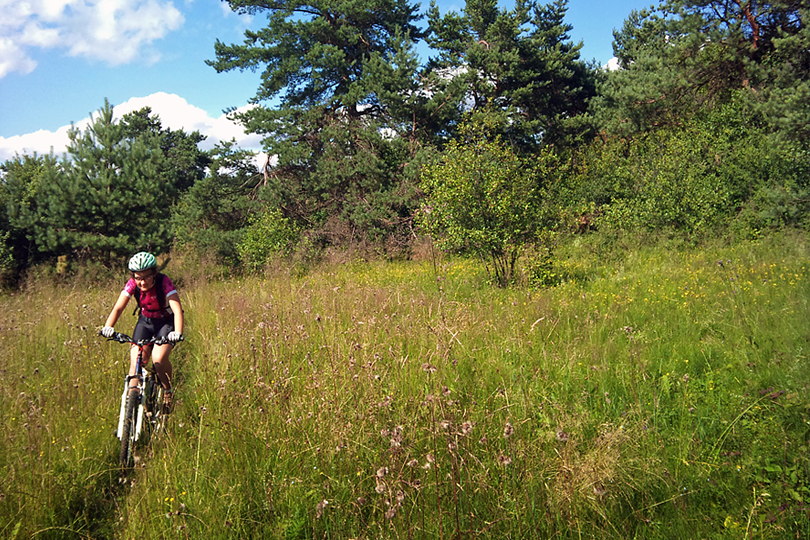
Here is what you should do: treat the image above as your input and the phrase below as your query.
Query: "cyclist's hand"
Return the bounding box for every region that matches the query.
[101,326,115,338]
[167,331,183,343]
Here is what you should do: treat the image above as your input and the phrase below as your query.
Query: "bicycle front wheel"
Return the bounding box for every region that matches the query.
[119,391,138,469]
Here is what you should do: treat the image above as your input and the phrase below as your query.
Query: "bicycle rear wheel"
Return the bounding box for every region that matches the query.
[119,391,139,468]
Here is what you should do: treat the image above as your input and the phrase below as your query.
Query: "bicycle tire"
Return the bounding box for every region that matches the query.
[119,391,138,468]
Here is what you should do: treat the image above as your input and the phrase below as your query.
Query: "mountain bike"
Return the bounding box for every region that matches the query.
[102,332,183,469]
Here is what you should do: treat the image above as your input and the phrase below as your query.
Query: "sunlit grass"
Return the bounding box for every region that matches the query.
[1,231,808,538]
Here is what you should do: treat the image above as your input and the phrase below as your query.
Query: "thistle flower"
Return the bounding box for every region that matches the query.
[390,426,403,449]
[460,421,473,435]
[503,422,514,438]
[315,499,329,518]
[423,453,435,469]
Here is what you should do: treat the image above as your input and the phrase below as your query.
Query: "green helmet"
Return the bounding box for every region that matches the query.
[128,251,157,272]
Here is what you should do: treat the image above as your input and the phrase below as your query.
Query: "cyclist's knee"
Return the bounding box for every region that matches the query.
[153,352,172,366]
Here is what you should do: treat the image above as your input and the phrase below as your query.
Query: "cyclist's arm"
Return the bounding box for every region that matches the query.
[168,295,184,335]
[104,291,131,328]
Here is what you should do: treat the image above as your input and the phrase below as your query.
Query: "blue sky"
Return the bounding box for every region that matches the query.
[0,0,652,161]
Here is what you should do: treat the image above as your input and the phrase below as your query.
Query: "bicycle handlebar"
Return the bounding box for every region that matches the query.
[99,331,184,347]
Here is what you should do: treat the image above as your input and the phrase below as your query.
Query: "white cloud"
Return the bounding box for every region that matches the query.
[0,37,37,77]
[0,0,184,77]
[604,57,622,71]
[0,92,264,163]
[0,127,74,161]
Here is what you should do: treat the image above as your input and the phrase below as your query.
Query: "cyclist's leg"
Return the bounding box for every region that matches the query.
[126,346,141,391]
[152,343,174,413]
[129,316,154,390]
[152,317,175,391]
[152,343,173,390]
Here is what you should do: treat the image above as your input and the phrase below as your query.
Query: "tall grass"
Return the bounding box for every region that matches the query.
[1,231,808,538]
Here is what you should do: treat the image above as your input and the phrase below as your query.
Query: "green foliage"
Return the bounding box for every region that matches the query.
[755,6,810,142]
[172,141,261,265]
[259,119,420,249]
[210,0,424,112]
[521,234,587,288]
[0,230,14,286]
[594,1,807,139]
[426,0,597,149]
[0,153,60,272]
[1,101,210,265]
[557,96,810,236]
[419,111,555,286]
[35,103,167,258]
[210,0,427,249]
[237,209,299,271]
[118,106,210,193]
[734,141,810,232]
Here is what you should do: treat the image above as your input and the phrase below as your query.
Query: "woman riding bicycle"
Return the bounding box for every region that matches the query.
[101,252,184,413]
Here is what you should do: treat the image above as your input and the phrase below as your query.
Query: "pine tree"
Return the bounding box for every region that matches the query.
[594,1,807,138]
[0,153,60,271]
[171,141,263,264]
[208,0,427,246]
[119,107,210,192]
[426,0,597,150]
[27,100,207,260]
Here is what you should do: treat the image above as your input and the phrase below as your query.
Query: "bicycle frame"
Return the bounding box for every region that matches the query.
[115,342,157,442]
[103,332,181,466]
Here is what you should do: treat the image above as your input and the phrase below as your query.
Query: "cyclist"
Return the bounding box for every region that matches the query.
[101,252,184,413]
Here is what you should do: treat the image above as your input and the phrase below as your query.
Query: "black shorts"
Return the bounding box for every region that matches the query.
[132,315,174,343]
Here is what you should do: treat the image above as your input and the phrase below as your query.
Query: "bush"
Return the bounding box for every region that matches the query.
[237,210,299,271]
[419,113,557,287]
[556,98,809,237]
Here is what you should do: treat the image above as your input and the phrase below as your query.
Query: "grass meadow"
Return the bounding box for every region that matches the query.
[1,232,808,539]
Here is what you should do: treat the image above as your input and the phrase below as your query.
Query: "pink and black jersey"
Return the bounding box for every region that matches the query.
[123,275,178,318]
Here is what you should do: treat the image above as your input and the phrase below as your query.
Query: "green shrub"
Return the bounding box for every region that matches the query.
[237,209,299,271]
[419,113,557,287]
[556,98,809,237]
